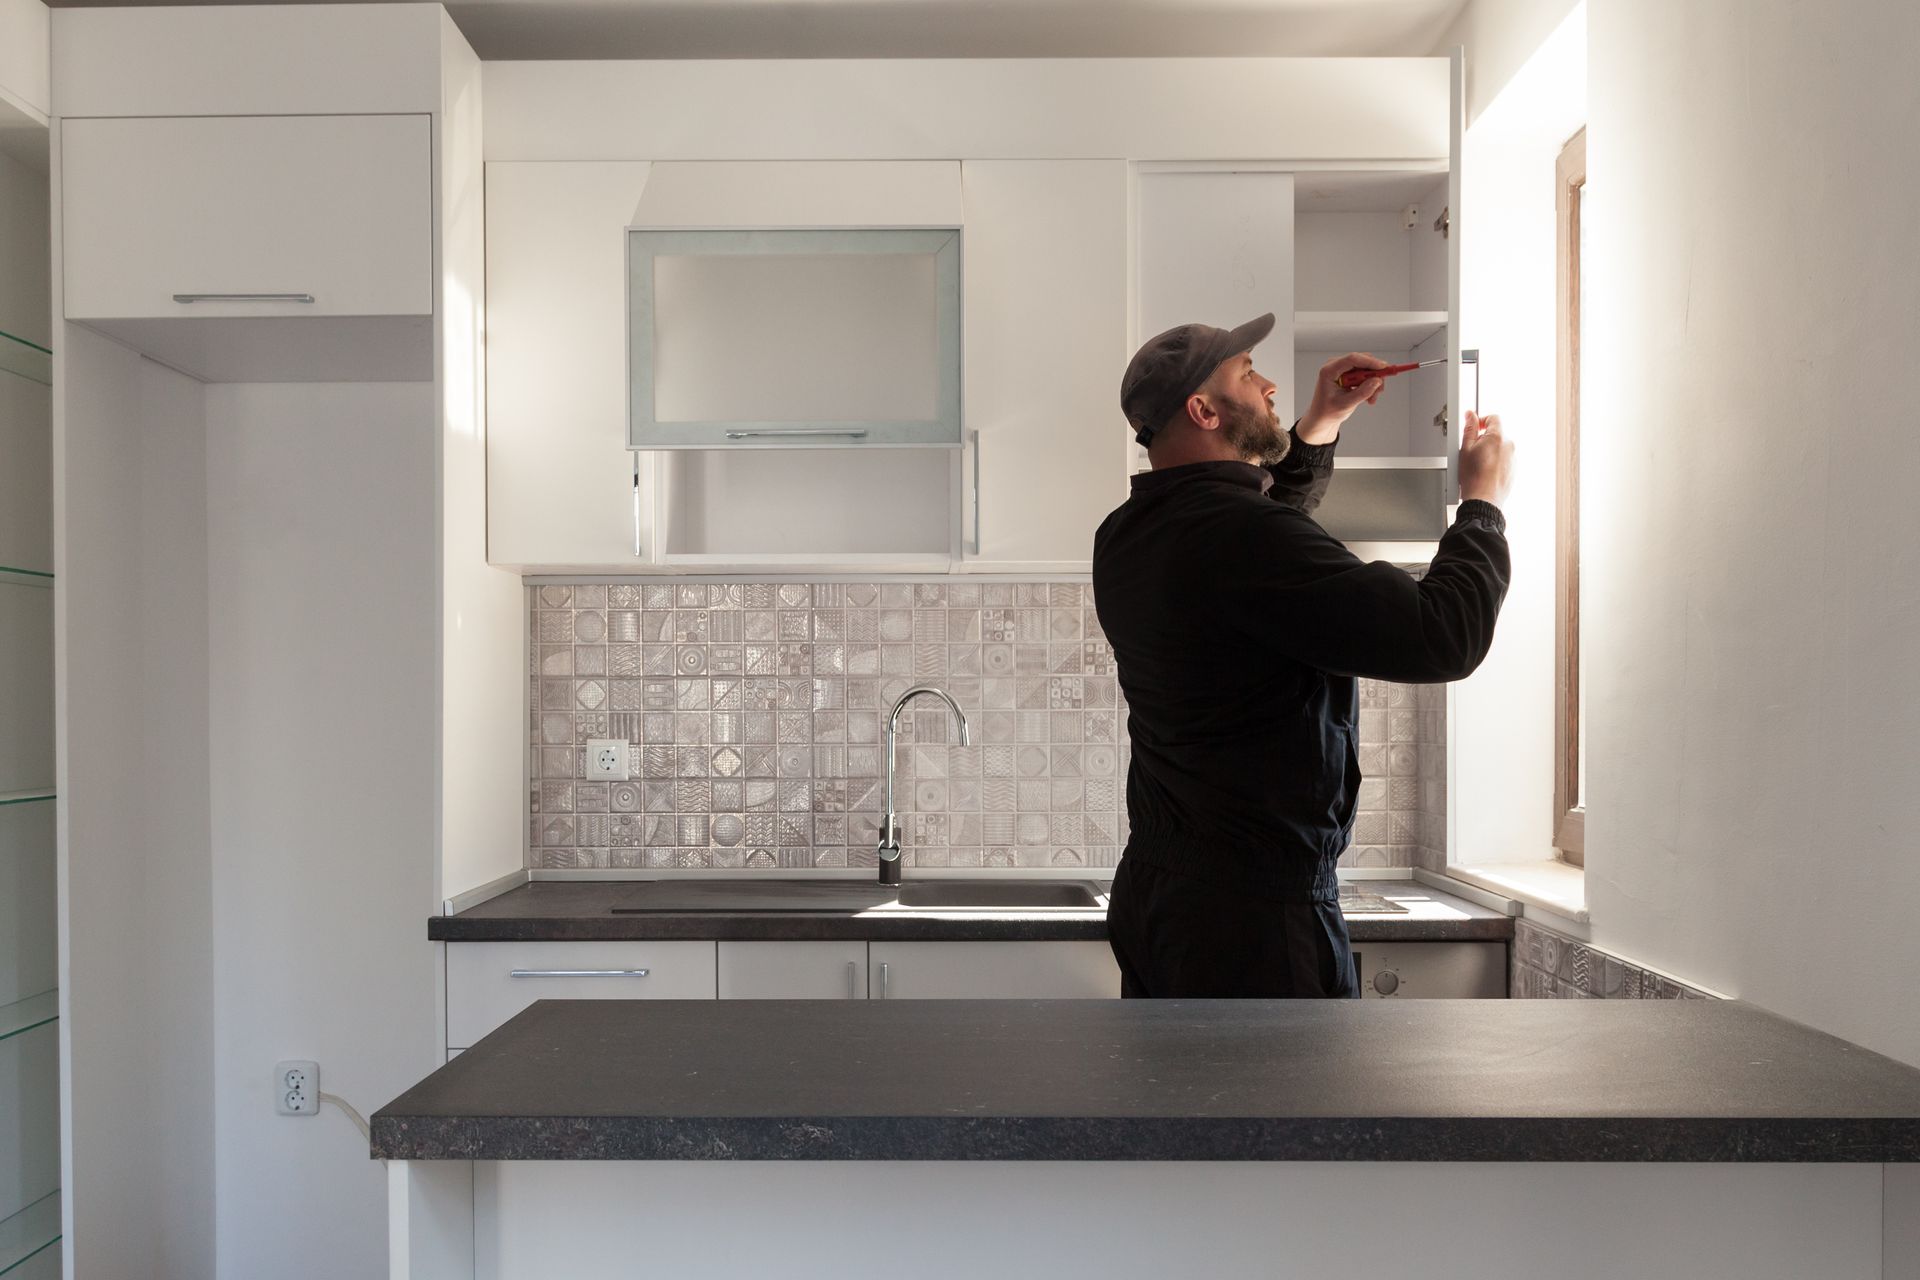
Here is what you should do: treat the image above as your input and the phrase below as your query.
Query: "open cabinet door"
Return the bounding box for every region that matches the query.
[1446,45,1466,503]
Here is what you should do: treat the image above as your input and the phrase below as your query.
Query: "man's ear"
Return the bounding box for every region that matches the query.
[1186,392,1219,434]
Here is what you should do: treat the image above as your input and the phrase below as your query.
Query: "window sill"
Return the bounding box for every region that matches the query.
[1448,860,1589,933]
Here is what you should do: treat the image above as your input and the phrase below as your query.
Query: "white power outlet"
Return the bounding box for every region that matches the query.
[585,738,631,781]
[276,1060,320,1116]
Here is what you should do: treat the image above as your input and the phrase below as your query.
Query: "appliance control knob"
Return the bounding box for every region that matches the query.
[1372,969,1400,996]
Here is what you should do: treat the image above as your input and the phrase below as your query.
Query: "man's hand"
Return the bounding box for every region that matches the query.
[1458,411,1514,508]
[1296,352,1390,444]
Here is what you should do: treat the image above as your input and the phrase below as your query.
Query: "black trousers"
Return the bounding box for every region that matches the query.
[1106,857,1360,999]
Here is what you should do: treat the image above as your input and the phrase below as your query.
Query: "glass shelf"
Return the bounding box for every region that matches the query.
[0,991,57,1044]
[0,329,51,388]
[0,1190,60,1277]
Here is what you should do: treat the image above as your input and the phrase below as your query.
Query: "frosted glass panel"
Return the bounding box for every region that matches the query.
[652,253,938,424]
[628,228,962,447]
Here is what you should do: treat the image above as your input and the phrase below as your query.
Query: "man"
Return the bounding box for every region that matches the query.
[1092,313,1514,998]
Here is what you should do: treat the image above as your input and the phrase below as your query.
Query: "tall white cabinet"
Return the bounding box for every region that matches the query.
[0,46,59,1278]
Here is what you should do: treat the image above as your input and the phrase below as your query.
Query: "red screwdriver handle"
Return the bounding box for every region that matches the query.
[1337,362,1420,390]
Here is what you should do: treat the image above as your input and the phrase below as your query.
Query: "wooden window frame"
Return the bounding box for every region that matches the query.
[1554,128,1587,864]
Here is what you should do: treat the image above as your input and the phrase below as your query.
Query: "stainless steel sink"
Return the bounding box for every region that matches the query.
[893,880,1102,909]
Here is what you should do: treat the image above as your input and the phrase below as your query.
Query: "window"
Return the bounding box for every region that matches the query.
[1554,128,1587,864]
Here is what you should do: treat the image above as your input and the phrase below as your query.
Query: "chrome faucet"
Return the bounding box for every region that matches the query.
[877,685,971,886]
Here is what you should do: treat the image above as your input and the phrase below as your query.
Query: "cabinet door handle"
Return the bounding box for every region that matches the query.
[171,293,316,304]
[970,428,982,556]
[846,960,858,1000]
[722,429,870,440]
[509,968,650,979]
[641,454,656,564]
[878,961,890,999]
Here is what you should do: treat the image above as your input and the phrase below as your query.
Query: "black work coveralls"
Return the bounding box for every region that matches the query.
[1090,427,1510,998]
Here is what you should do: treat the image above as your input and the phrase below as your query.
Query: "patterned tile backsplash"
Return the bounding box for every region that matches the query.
[1510,919,1718,1000]
[527,581,1448,871]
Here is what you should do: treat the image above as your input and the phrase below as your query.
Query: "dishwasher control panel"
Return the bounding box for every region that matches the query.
[1354,941,1508,998]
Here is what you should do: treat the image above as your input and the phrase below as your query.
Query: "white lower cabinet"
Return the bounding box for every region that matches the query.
[718,941,868,999]
[445,941,717,1049]
[868,941,1121,999]
[446,938,1123,1047]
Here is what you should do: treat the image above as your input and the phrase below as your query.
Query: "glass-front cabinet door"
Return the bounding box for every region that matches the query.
[627,227,962,449]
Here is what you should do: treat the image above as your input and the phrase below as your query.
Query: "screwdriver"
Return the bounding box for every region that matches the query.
[1337,356,1447,390]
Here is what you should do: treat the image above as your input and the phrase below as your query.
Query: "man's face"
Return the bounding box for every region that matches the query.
[1210,354,1288,464]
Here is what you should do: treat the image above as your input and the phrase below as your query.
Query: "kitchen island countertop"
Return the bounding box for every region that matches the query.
[371,996,1920,1163]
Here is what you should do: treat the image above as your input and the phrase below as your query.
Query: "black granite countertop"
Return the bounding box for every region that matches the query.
[370,997,1920,1163]
[429,876,1513,943]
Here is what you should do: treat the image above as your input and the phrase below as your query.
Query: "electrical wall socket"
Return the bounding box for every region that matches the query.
[276,1059,319,1116]
[585,738,631,781]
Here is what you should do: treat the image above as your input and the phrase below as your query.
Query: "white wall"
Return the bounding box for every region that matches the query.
[1447,8,1585,865]
[205,382,442,1279]
[1430,0,1580,126]
[1584,0,1920,1065]
[57,322,214,1278]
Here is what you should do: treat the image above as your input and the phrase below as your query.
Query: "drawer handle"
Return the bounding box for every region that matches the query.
[722,429,870,440]
[171,293,316,304]
[509,968,651,979]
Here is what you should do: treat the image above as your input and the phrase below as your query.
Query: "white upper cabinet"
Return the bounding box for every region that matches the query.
[60,114,433,381]
[961,159,1130,570]
[63,114,431,319]
[487,161,657,570]
[1135,168,1297,457]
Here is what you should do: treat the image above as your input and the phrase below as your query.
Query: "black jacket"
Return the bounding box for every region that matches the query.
[1090,429,1510,900]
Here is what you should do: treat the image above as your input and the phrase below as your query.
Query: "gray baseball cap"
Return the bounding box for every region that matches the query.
[1120,313,1276,447]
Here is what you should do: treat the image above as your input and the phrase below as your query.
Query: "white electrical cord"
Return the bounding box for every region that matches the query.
[320,1091,373,1144]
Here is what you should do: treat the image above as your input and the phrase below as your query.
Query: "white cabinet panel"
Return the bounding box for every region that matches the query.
[869,941,1120,999]
[1136,170,1295,428]
[718,941,868,999]
[960,160,1130,569]
[61,114,432,321]
[0,1023,59,1223]
[0,581,51,793]
[446,941,716,1048]
[0,372,51,574]
[485,162,657,568]
[0,800,56,1006]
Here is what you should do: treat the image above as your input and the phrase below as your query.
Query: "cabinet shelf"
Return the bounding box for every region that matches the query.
[0,991,57,1044]
[0,329,52,388]
[1295,311,1447,350]
[0,1190,60,1277]
[1333,455,1447,470]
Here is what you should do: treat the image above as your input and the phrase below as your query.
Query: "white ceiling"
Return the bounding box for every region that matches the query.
[44,0,1473,61]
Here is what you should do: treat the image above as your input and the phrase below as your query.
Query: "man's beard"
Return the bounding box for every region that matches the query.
[1218,397,1290,465]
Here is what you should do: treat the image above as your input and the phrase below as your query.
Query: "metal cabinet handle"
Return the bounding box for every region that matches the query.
[171,293,315,304]
[641,454,656,564]
[878,961,890,999]
[846,960,858,1000]
[510,968,650,979]
[970,428,982,556]
[723,429,870,440]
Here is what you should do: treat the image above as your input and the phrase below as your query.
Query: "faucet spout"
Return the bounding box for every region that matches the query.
[877,685,971,885]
